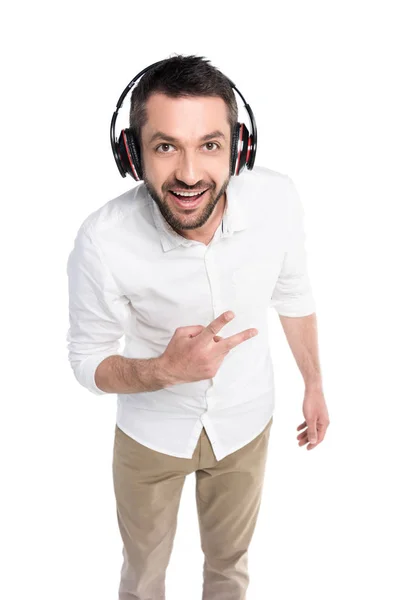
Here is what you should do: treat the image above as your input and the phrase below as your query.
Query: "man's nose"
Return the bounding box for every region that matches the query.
[175,151,203,186]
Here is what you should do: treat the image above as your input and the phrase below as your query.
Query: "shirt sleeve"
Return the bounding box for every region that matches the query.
[270,176,316,317]
[66,225,129,395]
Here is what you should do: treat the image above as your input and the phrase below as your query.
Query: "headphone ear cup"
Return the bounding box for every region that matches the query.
[118,128,143,180]
[247,133,255,170]
[124,129,143,180]
[116,131,132,178]
[230,123,251,176]
[236,123,250,176]
[230,123,240,176]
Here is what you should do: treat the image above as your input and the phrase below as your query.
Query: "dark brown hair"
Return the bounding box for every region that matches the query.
[129,54,238,148]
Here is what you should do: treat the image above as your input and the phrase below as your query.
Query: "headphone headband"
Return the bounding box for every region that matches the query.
[110,59,257,179]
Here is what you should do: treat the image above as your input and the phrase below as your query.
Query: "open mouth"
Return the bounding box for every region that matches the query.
[169,188,209,208]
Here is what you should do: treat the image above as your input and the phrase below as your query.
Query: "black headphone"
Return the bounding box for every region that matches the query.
[110,59,257,181]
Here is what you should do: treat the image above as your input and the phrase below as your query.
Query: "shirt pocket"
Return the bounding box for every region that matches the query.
[232,257,280,311]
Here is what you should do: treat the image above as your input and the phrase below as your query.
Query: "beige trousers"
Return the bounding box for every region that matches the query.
[112,415,273,600]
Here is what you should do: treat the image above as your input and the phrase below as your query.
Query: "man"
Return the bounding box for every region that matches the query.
[66,55,329,600]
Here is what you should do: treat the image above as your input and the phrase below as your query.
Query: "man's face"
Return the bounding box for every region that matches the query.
[140,93,231,233]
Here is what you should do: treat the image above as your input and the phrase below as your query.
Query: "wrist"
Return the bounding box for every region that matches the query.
[304,378,323,392]
[154,355,179,388]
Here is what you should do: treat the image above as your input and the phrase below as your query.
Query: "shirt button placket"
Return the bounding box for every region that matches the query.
[204,244,222,411]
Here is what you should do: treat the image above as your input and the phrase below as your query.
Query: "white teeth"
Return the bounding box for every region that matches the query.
[173,190,205,197]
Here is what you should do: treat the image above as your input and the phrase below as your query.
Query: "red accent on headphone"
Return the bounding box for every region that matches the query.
[122,131,139,180]
[235,124,244,175]
[246,136,252,165]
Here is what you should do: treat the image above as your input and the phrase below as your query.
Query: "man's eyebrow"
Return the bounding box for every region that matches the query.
[148,130,227,144]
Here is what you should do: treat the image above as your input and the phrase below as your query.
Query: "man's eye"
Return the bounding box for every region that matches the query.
[156,144,174,153]
[204,142,219,151]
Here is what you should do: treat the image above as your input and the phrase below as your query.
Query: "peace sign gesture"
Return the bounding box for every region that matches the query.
[159,311,258,386]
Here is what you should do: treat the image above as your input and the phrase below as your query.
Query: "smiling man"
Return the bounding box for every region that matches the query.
[140,93,231,245]
[66,54,329,600]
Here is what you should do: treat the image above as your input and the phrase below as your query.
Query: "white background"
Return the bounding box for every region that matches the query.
[1,1,399,598]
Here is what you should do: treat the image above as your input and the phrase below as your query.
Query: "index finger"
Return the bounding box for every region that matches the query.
[201,311,236,338]
[202,311,258,352]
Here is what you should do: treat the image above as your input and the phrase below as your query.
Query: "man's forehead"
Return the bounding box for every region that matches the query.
[142,94,230,142]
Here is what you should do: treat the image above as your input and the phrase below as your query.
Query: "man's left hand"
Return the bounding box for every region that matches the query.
[296,388,330,450]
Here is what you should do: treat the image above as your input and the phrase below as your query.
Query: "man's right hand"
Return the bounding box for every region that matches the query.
[158,311,258,386]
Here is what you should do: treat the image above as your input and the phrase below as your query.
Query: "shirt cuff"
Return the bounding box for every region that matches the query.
[273,293,316,317]
[72,353,120,396]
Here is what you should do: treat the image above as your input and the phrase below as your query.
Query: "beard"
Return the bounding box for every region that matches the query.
[142,170,231,232]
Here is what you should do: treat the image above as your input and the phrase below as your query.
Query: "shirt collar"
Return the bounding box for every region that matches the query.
[146,178,249,252]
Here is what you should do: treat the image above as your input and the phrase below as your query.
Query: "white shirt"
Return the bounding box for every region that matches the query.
[66,165,316,461]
